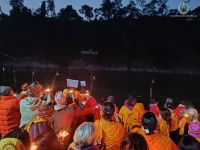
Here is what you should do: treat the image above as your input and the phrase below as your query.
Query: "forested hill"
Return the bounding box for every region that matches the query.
[0,0,200,71]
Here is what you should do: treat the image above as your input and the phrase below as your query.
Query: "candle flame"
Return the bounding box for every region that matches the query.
[69,90,73,93]
[30,143,38,150]
[59,130,69,138]
[45,88,52,92]
[85,90,90,96]
[184,113,189,118]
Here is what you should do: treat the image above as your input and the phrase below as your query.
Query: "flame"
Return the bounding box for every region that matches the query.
[45,88,52,92]
[69,90,73,93]
[184,113,189,118]
[30,143,38,150]
[85,90,90,96]
[59,130,69,138]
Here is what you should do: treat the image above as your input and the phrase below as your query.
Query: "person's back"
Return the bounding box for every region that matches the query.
[119,95,143,132]
[144,132,177,150]
[95,102,125,150]
[0,86,20,137]
[142,112,178,150]
[20,82,44,127]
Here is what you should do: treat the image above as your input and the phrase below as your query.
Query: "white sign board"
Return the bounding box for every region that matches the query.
[67,79,79,88]
[80,81,86,87]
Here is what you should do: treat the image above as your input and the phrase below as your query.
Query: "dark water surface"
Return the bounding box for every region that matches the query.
[1,67,200,110]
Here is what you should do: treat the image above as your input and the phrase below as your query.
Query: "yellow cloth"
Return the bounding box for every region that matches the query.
[94,118,125,150]
[178,116,190,135]
[158,119,169,136]
[142,132,178,150]
[134,103,145,116]
[23,116,46,132]
[170,110,179,132]
[196,138,200,142]
[68,142,77,150]
[0,138,25,150]
[119,103,144,132]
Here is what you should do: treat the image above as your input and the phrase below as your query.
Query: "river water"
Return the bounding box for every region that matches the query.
[1,67,200,110]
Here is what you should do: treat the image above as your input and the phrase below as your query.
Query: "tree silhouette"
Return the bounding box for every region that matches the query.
[0,6,8,20]
[94,8,102,20]
[47,0,56,17]
[79,5,94,21]
[124,0,140,19]
[10,0,24,10]
[20,6,32,18]
[9,0,24,17]
[143,0,157,16]
[35,1,47,18]
[157,0,169,16]
[143,0,168,16]
[136,0,146,15]
[192,6,200,17]
[100,0,115,20]
[112,0,125,19]
[0,6,2,14]
[58,5,82,21]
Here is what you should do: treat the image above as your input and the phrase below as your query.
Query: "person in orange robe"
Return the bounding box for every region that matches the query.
[163,103,180,144]
[94,102,126,150]
[158,107,171,136]
[119,95,144,132]
[141,112,178,150]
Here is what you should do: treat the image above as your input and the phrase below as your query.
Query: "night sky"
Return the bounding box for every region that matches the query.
[0,0,200,14]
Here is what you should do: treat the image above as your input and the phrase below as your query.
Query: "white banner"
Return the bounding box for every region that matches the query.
[67,79,79,88]
[80,81,86,87]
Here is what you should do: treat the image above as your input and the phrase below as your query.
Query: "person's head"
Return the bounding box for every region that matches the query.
[160,107,171,125]
[142,112,158,134]
[120,133,148,150]
[21,83,29,91]
[28,81,44,97]
[165,98,173,104]
[54,91,66,105]
[0,86,13,96]
[188,122,200,139]
[164,102,174,110]
[187,108,198,122]
[107,95,115,103]
[102,101,115,121]
[73,122,98,148]
[178,134,200,150]
[150,98,157,104]
[127,94,137,106]
[4,128,30,149]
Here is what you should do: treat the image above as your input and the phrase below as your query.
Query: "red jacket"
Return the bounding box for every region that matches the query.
[175,104,186,120]
[0,96,21,137]
[149,104,160,119]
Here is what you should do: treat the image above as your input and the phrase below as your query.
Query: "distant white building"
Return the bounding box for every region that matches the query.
[81,49,98,55]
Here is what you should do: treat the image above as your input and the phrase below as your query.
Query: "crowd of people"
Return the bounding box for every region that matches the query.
[0,81,200,150]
